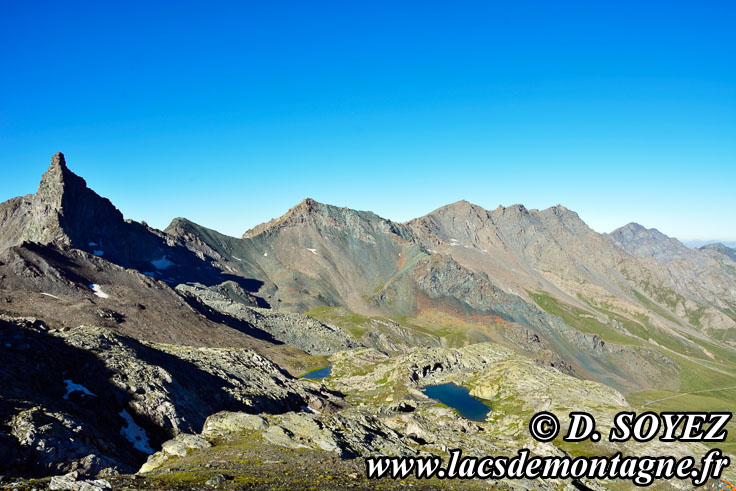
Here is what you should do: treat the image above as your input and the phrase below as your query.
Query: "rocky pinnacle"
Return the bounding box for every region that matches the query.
[51,152,67,168]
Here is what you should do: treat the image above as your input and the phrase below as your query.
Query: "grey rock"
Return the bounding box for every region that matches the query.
[160,434,211,457]
[176,282,359,355]
[201,411,269,439]
[205,474,228,487]
[0,319,342,478]
[49,471,111,490]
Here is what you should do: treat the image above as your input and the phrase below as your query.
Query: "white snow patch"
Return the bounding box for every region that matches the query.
[89,284,109,299]
[93,250,104,256]
[119,409,154,454]
[40,293,61,300]
[151,255,175,270]
[306,248,318,255]
[232,256,242,261]
[263,252,268,257]
[88,242,97,246]
[63,379,96,400]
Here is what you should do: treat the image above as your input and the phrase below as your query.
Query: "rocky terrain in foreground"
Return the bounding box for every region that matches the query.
[1,154,735,489]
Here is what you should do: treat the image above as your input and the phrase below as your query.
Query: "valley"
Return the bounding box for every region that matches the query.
[1,154,735,489]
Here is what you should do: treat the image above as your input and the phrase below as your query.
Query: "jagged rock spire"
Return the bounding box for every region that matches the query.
[37,152,85,206]
[51,152,67,168]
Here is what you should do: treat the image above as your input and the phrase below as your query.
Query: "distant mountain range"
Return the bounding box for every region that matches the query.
[684,239,736,249]
[1,153,735,486]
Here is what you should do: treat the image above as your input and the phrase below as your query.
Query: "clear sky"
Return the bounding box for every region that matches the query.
[1,1,734,241]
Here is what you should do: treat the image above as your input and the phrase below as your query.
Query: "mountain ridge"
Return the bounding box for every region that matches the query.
[2,153,736,486]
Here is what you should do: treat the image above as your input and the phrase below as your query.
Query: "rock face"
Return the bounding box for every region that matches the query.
[0,153,239,290]
[702,242,736,262]
[0,153,127,257]
[176,282,359,355]
[0,319,341,478]
[609,222,696,264]
[49,471,111,490]
[0,241,287,353]
[142,409,415,473]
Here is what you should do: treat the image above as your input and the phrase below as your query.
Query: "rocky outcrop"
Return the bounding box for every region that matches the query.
[0,154,244,291]
[0,319,341,478]
[141,409,415,473]
[176,282,360,354]
[49,471,111,490]
[609,222,697,264]
[701,242,736,262]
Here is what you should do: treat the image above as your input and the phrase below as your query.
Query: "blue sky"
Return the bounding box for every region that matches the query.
[1,1,734,241]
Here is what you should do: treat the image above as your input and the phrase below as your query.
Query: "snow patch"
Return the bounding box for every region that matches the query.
[119,409,154,454]
[89,284,109,299]
[151,255,175,270]
[232,256,242,261]
[306,248,318,255]
[93,250,104,256]
[40,293,61,300]
[63,379,96,400]
[263,252,268,257]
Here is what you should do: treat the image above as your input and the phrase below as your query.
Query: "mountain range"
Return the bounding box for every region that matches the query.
[1,153,734,489]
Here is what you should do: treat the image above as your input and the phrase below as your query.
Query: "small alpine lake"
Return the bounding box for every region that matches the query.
[302,366,332,379]
[421,383,491,422]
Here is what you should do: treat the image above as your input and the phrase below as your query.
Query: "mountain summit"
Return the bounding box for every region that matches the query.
[0,153,223,280]
[0,153,143,265]
[608,222,693,263]
[1,154,736,486]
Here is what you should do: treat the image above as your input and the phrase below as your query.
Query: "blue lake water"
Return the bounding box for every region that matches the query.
[302,366,332,379]
[422,383,491,422]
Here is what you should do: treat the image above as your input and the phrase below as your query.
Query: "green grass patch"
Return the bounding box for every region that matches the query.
[530,292,642,346]
[630,288,682,326]
[627,388,736,456]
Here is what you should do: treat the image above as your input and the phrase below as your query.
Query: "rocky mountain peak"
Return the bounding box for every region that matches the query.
[36,152,90,208]
[0,153,127,252]
[609,222,692,263]
[51,151,67,168]
[293,197,321,215]
[611,223,668,244]
[243,198,325,238]
[701,243,736,262]
[413,200,488,222]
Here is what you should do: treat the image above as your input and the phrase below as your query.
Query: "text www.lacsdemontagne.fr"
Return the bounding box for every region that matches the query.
[365,449,730,487]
